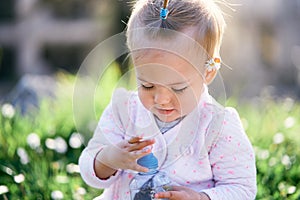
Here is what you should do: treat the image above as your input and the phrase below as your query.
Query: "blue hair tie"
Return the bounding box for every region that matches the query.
[160,8,168,20]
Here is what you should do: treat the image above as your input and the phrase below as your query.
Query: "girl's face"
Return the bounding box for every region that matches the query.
[134,50,206,122]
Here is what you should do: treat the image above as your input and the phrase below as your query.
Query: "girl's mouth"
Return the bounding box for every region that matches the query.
[157,108,175,115]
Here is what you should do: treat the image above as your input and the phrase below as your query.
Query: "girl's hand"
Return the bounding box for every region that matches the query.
[95,137,155,172]
[155,186,210,200]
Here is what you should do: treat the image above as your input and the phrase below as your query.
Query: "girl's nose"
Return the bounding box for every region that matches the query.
[154,87,172,105]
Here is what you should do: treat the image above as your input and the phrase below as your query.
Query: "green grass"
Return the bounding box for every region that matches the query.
[0,75,103,200]
[234,98,300,199]
[0,64,300,199]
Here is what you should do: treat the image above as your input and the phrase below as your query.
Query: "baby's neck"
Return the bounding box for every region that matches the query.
[154,115,184,134]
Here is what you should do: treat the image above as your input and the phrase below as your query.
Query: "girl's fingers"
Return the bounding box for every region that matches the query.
[128,137,143,144]
[128,139,155,152]
[155,191,179,199]
[130,164,149,173]
[130,148,152,159]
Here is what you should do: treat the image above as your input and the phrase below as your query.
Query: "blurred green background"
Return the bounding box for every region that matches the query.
[0,0,300,199]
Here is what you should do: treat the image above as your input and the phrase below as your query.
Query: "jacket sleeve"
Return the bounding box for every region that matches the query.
[201,107,257,200]
[78,89,128,189]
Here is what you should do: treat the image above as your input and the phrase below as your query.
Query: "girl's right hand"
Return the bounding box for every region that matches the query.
[95,137,155,172]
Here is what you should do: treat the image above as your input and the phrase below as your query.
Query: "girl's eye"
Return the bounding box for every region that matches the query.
[172,86,188,93]
[141,84,154,90]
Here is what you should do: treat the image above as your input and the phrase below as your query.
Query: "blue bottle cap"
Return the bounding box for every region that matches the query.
[137,153,158,170]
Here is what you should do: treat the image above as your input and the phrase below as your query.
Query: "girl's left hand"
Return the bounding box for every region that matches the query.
[154,186,209,200]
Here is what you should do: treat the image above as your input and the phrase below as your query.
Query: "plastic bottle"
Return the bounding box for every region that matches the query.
[129,153,171,200]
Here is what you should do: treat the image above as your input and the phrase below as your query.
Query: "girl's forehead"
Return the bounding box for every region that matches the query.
[134,50,203,85]
[133,49,202,64]
[134,50,192,70]
[132,42,207,68]
[134,49,187,64]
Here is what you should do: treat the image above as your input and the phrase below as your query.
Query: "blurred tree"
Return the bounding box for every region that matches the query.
[0,0,15,21]
[41,0,113,19]
[0,47,16,80]
[0,1,15,81]
[0,0,114,79]
[112,0,132,75]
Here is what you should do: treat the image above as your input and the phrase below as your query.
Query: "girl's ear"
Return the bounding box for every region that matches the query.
[204,68,218,85]
[203,56,221,85]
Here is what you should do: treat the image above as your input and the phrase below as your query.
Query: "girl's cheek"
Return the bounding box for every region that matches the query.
[139,92,152,108]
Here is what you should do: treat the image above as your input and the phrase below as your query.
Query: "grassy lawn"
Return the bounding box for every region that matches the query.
[0,66,299,199]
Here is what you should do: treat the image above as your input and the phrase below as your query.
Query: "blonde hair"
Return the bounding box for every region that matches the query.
[126,0,226,59]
